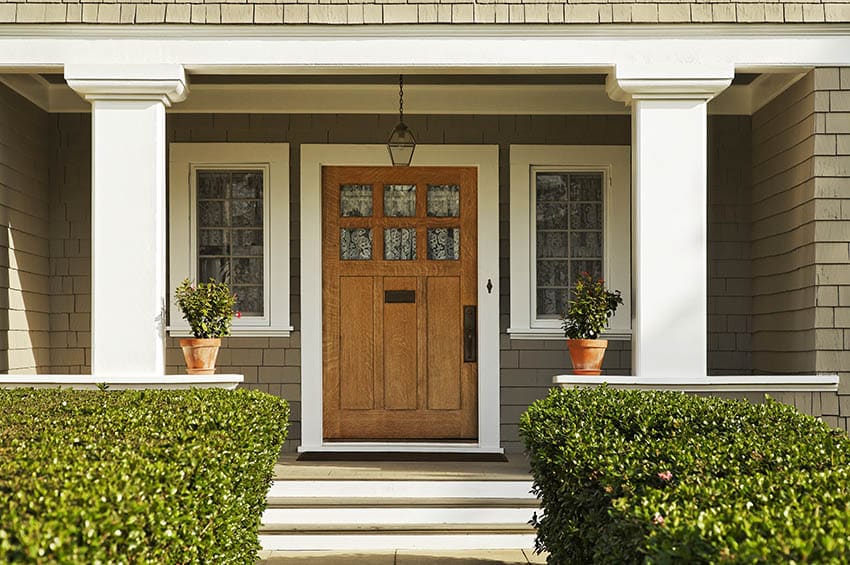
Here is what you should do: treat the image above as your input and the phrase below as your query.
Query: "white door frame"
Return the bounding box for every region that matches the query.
[299,144,502,454]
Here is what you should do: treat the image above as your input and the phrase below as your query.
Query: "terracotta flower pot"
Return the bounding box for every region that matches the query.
[567,338,609,376]
[179,338,222,375]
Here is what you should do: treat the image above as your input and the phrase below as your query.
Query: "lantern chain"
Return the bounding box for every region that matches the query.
[399,74,404,123]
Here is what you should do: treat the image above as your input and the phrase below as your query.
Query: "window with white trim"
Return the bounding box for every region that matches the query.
[168,143,292,337]
[508,146,631,340]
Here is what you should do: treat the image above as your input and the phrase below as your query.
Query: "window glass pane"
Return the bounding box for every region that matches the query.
[384,228,416,260]
[384,184,416,217]
[231,171,263,199]
[570,260,603,285]
[535,202,567,230]
[197,169,264,315]
[231,229,264,256]
[536,260,570,287]
[536,173,569,202]
[427,228,460,260]
[341,228,373,260]
[199,229,228,256]
[340,184,373,217]
[198,200,226,227]
[536,232,569,258]
[569,174,603,201]
[197,171,227,199]
[233,285,263,316]
[427,184,460,217]
[569,203,602,230]
[537,288,569,318]
[535,171,604,319]
[570,232,602,258]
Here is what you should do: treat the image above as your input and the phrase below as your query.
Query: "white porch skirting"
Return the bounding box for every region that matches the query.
[553,375,839,392]
[0,374,244,390]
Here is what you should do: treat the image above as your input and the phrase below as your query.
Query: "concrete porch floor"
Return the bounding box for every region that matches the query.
[272,454,534,481]
[258,549,547,563]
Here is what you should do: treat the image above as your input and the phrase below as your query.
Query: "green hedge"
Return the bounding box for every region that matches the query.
[0,388,289,563]
[520,386,850,564]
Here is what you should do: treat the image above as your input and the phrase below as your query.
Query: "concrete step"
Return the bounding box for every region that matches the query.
[261,479,539,551]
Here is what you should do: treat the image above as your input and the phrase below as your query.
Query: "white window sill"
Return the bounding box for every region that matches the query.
[167,326,294,338]
[552,375,839,393]
[507,327,632,341]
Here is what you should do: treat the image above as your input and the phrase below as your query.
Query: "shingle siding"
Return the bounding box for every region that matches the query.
[0,83,50,374]
[3,1,850,24]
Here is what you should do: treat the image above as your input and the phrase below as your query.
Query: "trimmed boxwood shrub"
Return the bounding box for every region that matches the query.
[0,388,288,563]
[520,386,850,564]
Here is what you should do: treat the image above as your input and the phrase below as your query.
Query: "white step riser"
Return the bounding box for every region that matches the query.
[267,480,535,500]
[259,533,538,552]
[262,506,536,526]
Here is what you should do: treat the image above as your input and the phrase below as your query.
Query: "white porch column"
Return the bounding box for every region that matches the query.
[607,66,732,378]
[66,65,188,376]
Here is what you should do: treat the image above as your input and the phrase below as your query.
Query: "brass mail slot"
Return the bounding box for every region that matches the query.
[385,290,415,303]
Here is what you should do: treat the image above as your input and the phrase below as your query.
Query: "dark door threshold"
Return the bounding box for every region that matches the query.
[296,451,509,462]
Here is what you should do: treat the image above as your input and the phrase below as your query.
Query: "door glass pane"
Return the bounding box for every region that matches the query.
[341,228,373,260]
[340,184,373,217]
[427,184,460,217]
[384,184,416,217]
[196,169,264,316]
[427,228,460,260]
[384,228,416,260]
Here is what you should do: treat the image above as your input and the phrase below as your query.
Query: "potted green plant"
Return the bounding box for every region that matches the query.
[174,278,238,374]
[562,272,623,375]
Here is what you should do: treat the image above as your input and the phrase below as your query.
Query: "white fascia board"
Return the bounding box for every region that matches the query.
[1,26,850,71]
[552,374,840,392]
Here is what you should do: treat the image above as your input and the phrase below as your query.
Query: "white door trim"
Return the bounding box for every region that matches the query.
[299,144,501,453]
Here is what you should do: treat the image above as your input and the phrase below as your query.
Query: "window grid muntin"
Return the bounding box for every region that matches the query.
[533,169,604,320]
[196,169,265,316]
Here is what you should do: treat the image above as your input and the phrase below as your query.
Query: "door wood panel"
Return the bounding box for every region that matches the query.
[322,166,478,440]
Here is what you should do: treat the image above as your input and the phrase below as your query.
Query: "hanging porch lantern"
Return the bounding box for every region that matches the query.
[387,75,416,167]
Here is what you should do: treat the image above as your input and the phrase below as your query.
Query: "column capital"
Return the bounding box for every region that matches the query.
[606,63,734,104]
[65,64,188,107]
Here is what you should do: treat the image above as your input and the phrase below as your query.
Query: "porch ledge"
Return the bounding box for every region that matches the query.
[0,374,244,391]
[552,375,839,393]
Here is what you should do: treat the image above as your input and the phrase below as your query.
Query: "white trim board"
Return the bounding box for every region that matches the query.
[0,375,244,390]
[1,29,850,72]
[508,145,631,341]
[552,375,839,392]
[168,143,293,338]
[300,144,501,454]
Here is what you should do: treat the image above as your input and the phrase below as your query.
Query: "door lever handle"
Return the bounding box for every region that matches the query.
[463,305,477,363]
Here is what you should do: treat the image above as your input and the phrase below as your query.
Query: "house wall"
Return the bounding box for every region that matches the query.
[751,72,818,374]
[46,112,751,451]
[811,68,850,425]
[748,68,850,433]
[708,116,753,375]
[47,114,91,373]
[2,1,849,24]
[0,83,50,373]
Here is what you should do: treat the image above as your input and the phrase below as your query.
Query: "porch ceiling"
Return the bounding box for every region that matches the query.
[0,70,799,116]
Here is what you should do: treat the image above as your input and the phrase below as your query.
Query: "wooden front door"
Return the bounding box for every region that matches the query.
[322,166,478,440]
